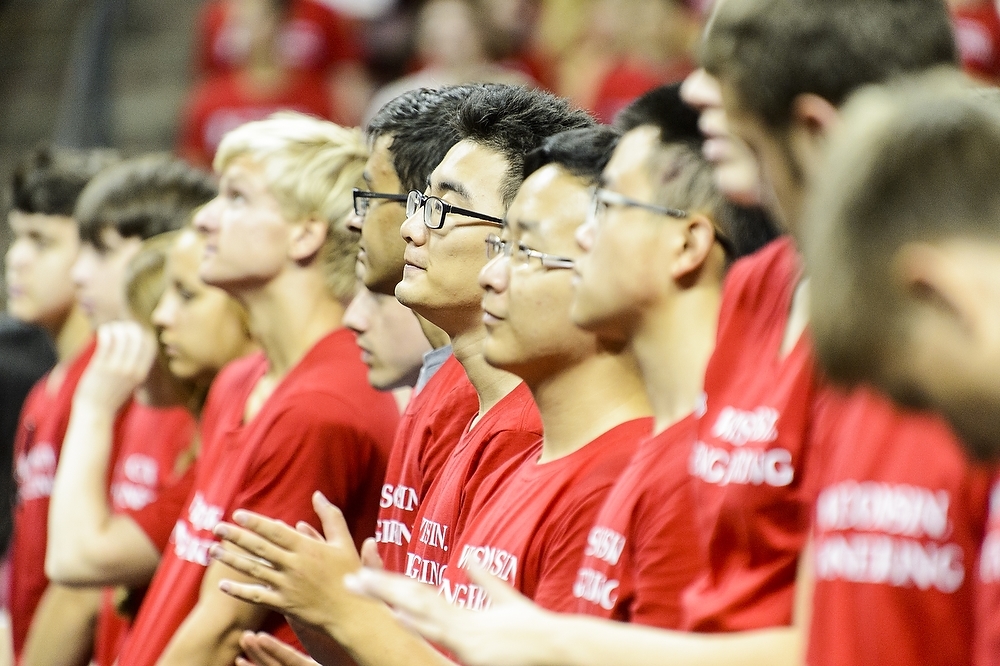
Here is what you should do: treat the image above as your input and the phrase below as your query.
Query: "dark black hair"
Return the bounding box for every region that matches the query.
[453,84,595,207]
[616,84,780,261]
[522,126,621,184]
[10,147,119,217]
[75,154,216,248]
[366,85,481,193]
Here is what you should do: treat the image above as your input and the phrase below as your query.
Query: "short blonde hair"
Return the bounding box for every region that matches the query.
[214,112,368,302]
[125,230,180,326]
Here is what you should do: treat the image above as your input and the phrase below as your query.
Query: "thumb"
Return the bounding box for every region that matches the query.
[360,537,384,570]
[465,561,525,606]
[312,491,350,545]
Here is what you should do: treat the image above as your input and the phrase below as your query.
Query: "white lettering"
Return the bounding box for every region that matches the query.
[584,527,627,566]
[187,492,225,532]
[816,481,951,540]
[380,484,419,512]
[711,406,779,446]
[439,576,492,610]
[815,533,965,593]
[418,518,449,551]
[405,553,447,585]
[170,520,216,566]
[456,544,518,582]
[16,442,57,502]
[572,567,620,611]
[689,441,794,487]
[375,519,412,546]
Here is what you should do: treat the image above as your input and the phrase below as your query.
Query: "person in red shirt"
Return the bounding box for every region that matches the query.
[26,156,214,664]
[109,113,398,666]
[203,85,592,665]
[797,76,1000,666]
[349,86,483,575]
[4,147,118,662]
[45,226,257,666]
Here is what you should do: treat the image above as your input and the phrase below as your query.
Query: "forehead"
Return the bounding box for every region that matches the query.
[507,164,588,244]
[220,155,266,184]
[8,210,76,232]
[603,127,658,196]
[430,139,509,204]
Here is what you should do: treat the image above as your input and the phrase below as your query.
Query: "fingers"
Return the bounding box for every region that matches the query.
[295,521,324,541]
[209,543,281,587]
[239,631,318,666]
[360,538,384,570]
[213,522,290,569]
[217,578,285,611]
[230,509,304,552]
[312,492,351,546]
[343,568,447,622]
[464,562,525,605]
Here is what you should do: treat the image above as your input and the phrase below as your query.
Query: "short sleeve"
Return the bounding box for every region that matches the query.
[125,461,197,552]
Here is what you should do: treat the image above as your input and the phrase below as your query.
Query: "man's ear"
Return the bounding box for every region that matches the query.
[894,242,974,333]
[288,218,329,263]
[671,213,720,282]
[789,93,840,181]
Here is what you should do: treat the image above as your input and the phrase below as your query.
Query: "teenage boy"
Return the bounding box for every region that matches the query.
[350,86,481,573]
[4,147,117,661]
[112,115,399,666]
[207,84,593,665]
[801,74,1000,666]
[39,155,216,665]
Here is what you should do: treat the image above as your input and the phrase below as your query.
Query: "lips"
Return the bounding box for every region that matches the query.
[402,250,427,271]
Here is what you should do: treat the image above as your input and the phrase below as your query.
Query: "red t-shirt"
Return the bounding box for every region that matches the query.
[93,403,197,666]
[953,4,1000,83]
[974,474,1000,666]
[807,387,991,666]
[683,237,823,632]
[376,354,479,574]
[177,70,333,168]
[441,418,650,612]
[573,415,703,626]
[195,0,361,77]
[7,340,95,659]
[117,329,397,665]
[404,382,542,587]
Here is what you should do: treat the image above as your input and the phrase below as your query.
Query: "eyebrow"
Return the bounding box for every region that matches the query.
[596,175,609,190]
[516,217,539,235]
[435,179,473,202]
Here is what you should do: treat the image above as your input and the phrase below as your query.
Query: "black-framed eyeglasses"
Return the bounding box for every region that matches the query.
[588,187,736,258]
[485,234,575,270]
[407,190,504,230]
[353,188,409,217]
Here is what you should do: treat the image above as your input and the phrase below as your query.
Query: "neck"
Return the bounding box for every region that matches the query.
[52,305,92,364]
[417,314,451,349]
[531,348,651,463]
[239,268,345,378]
[451,324,522,424]
[632,281,721,434]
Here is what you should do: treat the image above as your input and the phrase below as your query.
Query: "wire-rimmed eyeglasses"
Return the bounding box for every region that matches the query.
[407,190,504,230]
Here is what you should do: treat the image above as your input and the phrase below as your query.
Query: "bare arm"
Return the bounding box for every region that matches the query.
[20,584,101,666]
[155,554,271,666]
[46,323,162,587]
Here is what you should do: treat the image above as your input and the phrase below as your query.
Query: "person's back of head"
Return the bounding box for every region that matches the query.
[75,154,216,249]
[616,83,780,262]
[366,85,481,194]
[702,0,958,128]
[11,147,120,218]
[453,84,596,207]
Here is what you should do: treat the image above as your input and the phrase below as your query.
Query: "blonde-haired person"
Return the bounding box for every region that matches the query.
[111,112,399,666]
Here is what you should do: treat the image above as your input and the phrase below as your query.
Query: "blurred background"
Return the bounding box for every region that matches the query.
[0,0,998,306]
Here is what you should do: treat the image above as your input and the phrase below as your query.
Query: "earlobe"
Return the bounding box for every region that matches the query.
[288,218,329,262]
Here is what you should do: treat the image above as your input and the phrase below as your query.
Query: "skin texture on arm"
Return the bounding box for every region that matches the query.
[46,323,162,587]
[345,542,815,666]
[20,585,101,666]
[155,553,271,666]
[210,493,454,666]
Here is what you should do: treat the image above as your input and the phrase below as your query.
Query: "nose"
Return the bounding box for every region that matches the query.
[346,209,364,234]
[399,208,427,246]
[680,68,723,111]
[71,248,95,290]
[5,238,30,272]
[343,287,373,335]
[477,253,509,293]
[193,197,221,234]
[576,217,596,252]
[151,290,176,329]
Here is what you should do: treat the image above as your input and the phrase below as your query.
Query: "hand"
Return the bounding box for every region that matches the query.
[210,492,365,631]
[75,321,157,412]
[343,563,561,666]
[237,631,319,666]
[359,538,383,570]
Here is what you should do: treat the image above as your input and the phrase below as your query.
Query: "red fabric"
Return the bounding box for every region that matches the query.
[195,0,361,77]
[126,461,198,554]
[177,70,333,168]
[441,419,650,612]
[573,415,703,626]
[376,355,479,574]
[976,474,1000,666]
[591,59,694,124]
[117,329,397,666]
[404,383,542,586]
[953,4,1000,82]
[7,340,95,660]
[683,237,822,632]
[93,403,197,666]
